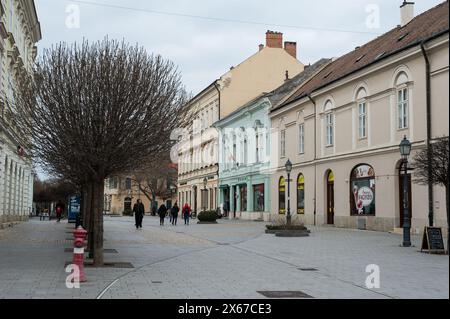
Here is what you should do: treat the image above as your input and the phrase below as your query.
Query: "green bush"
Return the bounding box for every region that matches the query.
[197,211,218,222]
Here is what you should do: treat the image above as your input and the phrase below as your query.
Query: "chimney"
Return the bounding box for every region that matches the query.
[266,30,283,48]
[284,41,297,59]
[400,1,415,27]
[259,44,264,51]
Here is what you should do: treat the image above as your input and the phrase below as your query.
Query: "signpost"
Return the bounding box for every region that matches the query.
[421,227,445,254]
[68,195,81,224]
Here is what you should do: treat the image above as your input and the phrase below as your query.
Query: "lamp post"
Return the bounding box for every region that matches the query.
[399,136,412,247]
[285,159,293,226]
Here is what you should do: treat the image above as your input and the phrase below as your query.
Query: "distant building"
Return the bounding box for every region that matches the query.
[0,0,41,227]
[104,176,177,216]
[177,31,304,213]
[269,1,449,233]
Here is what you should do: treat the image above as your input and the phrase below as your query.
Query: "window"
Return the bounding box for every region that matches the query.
[253,184,265,212]
[244,139,248,165]
[397,88,409,129]
[358,102,367,138]
[298,124,305,154]
[297,174,305,214]
[279,177,286,214]
[109,177,118,189]
[256,133,260,163]
[125,178,132,190]
[326,113,334,146]
[240,185,247,211]
[280,130,286,158]
[350,164,376,216]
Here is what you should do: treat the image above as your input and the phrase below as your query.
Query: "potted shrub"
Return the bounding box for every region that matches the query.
[265,216,310,237]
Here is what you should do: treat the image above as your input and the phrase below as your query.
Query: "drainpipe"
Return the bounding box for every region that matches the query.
[213,81,221,121]
[307,94,317,226]
[213,81,221,210]
[420,40,434,227]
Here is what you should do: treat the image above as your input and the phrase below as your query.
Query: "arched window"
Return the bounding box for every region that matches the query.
[324,100,334,146]
[395,72,409,130]
[279,177,286,214]
[124,197,132,214]
[297,174,305,214]
[350,164,376,216]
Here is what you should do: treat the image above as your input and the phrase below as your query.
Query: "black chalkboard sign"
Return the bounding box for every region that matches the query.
[421,227,445,254]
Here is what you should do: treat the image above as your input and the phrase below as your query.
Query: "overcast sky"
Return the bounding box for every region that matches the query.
[35,0,443,96]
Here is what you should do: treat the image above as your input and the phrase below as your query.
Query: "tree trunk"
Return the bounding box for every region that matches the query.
[92,179,105,266]
[446,186,449,254]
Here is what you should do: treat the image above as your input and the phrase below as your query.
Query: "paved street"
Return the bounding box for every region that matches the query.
[0,216,448,299]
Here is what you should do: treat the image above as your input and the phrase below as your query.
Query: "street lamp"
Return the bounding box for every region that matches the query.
[399,136,412,247]
[285,159,293,226]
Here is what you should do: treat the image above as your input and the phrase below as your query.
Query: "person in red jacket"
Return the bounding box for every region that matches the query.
[55,201,65,223]
[182,203,191,225]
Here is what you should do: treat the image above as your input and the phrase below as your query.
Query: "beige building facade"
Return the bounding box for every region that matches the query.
[0,0,41,228]
[269,2,449,234]
[104,176,177,215]
[177,31,304,213]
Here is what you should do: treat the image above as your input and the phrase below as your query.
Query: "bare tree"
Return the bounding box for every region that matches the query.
[131,153,178,211]
[412,137,449,251]
[7,38,187,265]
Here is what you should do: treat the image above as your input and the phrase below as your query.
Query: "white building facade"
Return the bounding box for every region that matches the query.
[0,0,41,227]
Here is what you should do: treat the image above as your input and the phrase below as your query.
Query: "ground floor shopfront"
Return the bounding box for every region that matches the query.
[218,174,270,220]
[0,135,34,228]
[178,174,219,214]
[270,148,448,234]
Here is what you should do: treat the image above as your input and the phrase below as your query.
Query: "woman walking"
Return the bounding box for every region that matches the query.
[158,204,168,226]
[182,203,191,226]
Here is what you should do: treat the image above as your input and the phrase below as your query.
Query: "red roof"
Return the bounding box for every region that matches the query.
[281,1,449,107]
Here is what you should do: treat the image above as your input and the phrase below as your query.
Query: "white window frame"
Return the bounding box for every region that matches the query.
[325,113,334,147]
[298,124,305,154]
[280,130,286,158]
[397,87,409,130]
[358,101,367,139]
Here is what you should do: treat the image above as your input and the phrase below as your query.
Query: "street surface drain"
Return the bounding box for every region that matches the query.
[152,281,162,284]
[257,291,313,299]
[298,268,318,271]
[64,248,118,253]
[64,261,134,268]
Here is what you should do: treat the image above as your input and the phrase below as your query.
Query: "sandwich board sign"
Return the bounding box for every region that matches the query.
[421,227,445,254]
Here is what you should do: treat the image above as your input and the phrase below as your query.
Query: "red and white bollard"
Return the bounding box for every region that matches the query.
[72,226,87,282]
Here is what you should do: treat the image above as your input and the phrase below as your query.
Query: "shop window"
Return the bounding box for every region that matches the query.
[253,184,265,212]
[240,185,247,211]
[279,177,286,214]
[350,164,376,215]
[297,174,305,214]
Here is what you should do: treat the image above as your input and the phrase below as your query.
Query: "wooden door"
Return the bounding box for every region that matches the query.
[327,171,335,225]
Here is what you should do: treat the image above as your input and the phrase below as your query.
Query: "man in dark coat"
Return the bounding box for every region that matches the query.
[133,199,145,229]
[170,202,180,226]
[158,204,168,226]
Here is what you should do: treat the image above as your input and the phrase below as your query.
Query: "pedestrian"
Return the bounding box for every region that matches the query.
[171,202,180,226]
[182,203,191,225]
[133,199,145,229]
[158,203,168,226]
[55,201,65,223]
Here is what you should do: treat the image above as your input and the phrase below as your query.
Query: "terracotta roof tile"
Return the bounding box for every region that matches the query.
[281,1,449,107]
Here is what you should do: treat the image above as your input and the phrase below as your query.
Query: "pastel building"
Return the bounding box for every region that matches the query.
[0,0,41,228]
[215,59,330,220]
[269,1,449,233]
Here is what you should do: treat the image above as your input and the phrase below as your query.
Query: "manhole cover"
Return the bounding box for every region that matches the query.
[298,268,318,271]
[151,281,162,284]
[257,291,313,299]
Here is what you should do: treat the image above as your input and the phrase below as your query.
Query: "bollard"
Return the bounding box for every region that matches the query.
[73,226,87,282]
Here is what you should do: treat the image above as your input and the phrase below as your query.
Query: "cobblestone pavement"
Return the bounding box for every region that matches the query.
[0,216,448,299]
